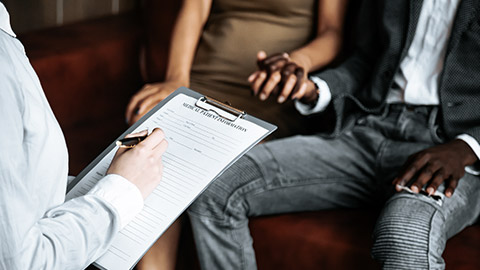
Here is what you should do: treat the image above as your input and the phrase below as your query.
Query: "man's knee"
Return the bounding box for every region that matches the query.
[188,155,263,222]
[372,195,446,269]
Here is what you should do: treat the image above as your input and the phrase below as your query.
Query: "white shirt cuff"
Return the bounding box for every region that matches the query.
[294,76,332,115]
[456,134,480,175]
[87,174,144,229]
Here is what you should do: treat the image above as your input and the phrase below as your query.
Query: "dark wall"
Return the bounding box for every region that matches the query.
[2,0,137,34]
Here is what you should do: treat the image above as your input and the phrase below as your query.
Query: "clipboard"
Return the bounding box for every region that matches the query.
[67,87,275,192]
[66,87,276,270]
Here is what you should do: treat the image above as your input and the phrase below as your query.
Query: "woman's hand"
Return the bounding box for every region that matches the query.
[126,81,186,125]
[248,51,316,103]
[107,129,169,199]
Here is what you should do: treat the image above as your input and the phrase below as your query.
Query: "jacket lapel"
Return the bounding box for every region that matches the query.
[446,0,478,54]
[400,0,424,60]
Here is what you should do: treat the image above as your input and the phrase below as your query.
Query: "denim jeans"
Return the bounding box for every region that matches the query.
[187,105,480,270]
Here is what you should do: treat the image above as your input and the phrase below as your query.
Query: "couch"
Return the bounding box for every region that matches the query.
[19,1,480,269]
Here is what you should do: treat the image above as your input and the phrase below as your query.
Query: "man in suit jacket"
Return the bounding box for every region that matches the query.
[187,0,480,269]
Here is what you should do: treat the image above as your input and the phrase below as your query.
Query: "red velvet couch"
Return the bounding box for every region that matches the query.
[19,1,480,269]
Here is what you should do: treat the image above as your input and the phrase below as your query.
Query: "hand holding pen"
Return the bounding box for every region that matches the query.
[107,129,168,199]
[116,134,148,148]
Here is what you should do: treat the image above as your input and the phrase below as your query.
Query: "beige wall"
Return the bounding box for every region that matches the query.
[2,0,137,34]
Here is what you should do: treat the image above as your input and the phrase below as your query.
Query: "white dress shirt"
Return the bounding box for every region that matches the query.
[296,0,480,162]
[386,0,460,104]
[0,3,144,269]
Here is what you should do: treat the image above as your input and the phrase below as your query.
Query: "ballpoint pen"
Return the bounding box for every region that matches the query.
[116,135,148,148]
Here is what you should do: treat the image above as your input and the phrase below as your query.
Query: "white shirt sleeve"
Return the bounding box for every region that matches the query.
[0,23,141,269]
[456,134,480,175]
[88,174,144,229]
[294,76,332,115]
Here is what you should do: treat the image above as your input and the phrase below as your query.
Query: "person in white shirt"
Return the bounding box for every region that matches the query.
[187,0,480,269]
[0,3,168,269]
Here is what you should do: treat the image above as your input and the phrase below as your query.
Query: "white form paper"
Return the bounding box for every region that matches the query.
[66,93,269,270]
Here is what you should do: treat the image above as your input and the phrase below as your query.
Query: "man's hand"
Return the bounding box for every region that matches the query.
[393,139,478,197]
[248,51,318,104]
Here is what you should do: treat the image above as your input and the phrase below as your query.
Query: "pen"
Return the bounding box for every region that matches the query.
[116,135,148,148]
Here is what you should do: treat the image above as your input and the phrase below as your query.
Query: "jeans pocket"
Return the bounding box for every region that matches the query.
[428,107,445,144]
[430,125,446,144]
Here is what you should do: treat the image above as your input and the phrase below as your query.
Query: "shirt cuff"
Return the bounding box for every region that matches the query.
[456,134,480,175]
[294,76,332,115]
[87,174,144,229]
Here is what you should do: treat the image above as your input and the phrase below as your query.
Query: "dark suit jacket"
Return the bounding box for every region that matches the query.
[314,0,480,143]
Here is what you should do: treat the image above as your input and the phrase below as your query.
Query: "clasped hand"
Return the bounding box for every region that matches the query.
[393,139,478,198]
[248,51,318,104]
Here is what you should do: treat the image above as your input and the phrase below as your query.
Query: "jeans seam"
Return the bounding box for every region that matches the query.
[226,176,364,223]
[260,143,284,182]
[226,177,266,222]
[229,225,247,269]
[189,210,245,228]
[427,207,447,270]
[374,138,390,178]
[272,176,363,185]
[427,210,435,270]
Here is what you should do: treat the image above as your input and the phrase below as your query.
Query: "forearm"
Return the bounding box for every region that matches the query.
[290,0,348,73]
[165,0,212,83]
[290,29,343,73]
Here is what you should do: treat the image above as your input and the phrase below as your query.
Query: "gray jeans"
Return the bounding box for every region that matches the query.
[187,105,480,270]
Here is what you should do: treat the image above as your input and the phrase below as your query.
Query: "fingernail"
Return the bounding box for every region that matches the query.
[395,184,403,192]
[260,94,266,100]
[426,187,434,195]
[278,96,285,103]
[411,185,419,193]
[445,190,452,197]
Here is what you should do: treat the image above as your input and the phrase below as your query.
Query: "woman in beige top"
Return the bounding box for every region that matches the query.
[128,0,348,268]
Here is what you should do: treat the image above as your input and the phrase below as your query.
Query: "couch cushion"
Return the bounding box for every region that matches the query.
[250,209,480,270]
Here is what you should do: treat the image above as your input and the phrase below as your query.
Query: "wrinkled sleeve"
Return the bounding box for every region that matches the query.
[0,36,139,270]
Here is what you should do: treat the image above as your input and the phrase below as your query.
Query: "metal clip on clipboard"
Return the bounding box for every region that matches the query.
[195,96,246,122]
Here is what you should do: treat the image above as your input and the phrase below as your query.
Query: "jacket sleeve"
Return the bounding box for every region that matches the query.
[311,0,379,104]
